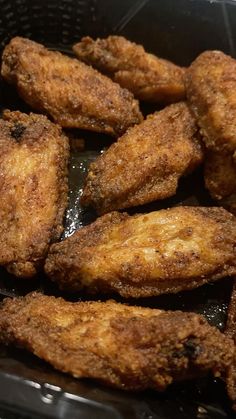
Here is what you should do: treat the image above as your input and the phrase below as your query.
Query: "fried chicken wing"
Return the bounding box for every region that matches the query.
[225,279,236,411]
[186,50,236,153]
[186,51,236,213]
[1,37,142,136]
[0,292,233,391]
[81,102,203,214]
[73,36,186,103]
[0,110,69,278]
[45,207,236,298]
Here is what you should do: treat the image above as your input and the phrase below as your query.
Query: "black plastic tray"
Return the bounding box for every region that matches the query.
[0,1,236,418]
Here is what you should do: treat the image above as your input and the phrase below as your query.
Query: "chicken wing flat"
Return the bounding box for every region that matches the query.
[186,50,236,153]
[1,37,142,136]
[0,292,233,391]
[73,36,186,103]
[225,279,236,411]
[0,110,69,278]
[45,207,236,298]
[81,102,203,214]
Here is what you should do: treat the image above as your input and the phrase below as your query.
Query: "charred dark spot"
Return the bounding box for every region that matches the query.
[173,338,201,360]
[11,123,26,141]
[184,338,201,359]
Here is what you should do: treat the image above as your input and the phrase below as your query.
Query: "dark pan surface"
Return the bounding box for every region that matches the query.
[0,1,236,417]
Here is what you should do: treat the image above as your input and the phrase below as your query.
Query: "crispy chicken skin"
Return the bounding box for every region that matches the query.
[204,151,236,215]
[0,292,233,391]
[186,50,236,153]
[45,207,236,298]
[205,151,236,201]
[0,110,69,278]
[73,36,186,103]
[81,102,203,214]
[225,280,236,411]
[1,37,142,136]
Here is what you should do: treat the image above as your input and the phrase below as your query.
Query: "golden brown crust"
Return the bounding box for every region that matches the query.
[73,36,186,103]
[45,207,236,297]
[225,280,236,411]
[226,281,236,341]
[1,37,142,136]
[0,292,233,391]
[0,110,69,278]
[204,150,236,215]
[81,102,204,214]
[186,50,236,153]
[205,151,236,201]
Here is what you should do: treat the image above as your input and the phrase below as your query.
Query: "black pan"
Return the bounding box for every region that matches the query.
[0,0,235,417]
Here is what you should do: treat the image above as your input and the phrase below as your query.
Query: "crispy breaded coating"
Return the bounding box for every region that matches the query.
[45,207,236,298]
[1,37,142,136]
[205,151,236,201]
[81,102,203,214]
[225,280,236,411]
[73,36,186,103]
[204,151,236,215]
[0,110,69,278]
[0,292,233,391]
[186,50,236,153]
